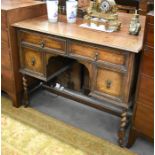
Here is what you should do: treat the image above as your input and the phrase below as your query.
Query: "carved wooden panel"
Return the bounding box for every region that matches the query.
[22,47,43,74]
[95,68,123,97]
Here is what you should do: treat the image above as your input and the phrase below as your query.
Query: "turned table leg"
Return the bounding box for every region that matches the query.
[22,75,29,107]
[118,109,128,147]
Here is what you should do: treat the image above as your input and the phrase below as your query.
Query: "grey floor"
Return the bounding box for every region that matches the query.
[29,89,154,155]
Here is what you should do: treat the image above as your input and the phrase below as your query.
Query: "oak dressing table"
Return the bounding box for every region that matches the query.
[13,13,146,146]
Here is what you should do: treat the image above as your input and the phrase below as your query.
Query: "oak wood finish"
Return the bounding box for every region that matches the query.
[95,68,123,97]
[20,30,66,53]
[13,14,146,53]
[22,47,44,74]
[14,13,146,146]
[1,67,13,93]
[23,75,29,107]
[141,47,154,76]
[128,10,154,147]
[69,41,126,66]
[1,0,46,107]
[118,108,128,146]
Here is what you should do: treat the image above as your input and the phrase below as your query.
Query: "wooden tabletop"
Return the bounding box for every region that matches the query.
[1,0,45,11]
[13,13,146,53]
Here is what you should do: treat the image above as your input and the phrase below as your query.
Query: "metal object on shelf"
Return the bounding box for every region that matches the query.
[84,0,121,31]
[129,9,141,35]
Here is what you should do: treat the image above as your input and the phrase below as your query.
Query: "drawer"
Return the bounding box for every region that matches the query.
[134,102,154,138]
[69,41,127,66]
[1,43,11,69]
[20,30,42,45]
[146,23,154,46]
[141,47,154,76]
[1,67,13,93]
[94,67,124,99]
[20,31,66,53]
[137,75,154,107]
[21,47,44,75]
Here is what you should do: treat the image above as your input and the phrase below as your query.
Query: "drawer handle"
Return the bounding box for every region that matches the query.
[94,52,99,61]
[40,40,45,48]
[31,57,36,66]
[106,80,112,89]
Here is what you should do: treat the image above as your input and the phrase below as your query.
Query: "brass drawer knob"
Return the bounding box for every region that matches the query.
[94,52,99,61]
[106,80,112,89]
[31,57,36,66]
[40,40,45,48]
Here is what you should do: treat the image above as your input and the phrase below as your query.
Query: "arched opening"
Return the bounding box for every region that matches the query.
[46,55,91,96]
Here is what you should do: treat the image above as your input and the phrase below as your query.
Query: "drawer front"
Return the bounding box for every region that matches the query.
[141,47,154,76]
[146,23,154,46]
[134,103,154,138]
[95,68,124,98]
[137,75,154,107]
[21,47,44,74]
[42,36,66,52]
[1,67,13,93]
[69,41,126,66]
[20,31,66,52]
[20,31,42,45]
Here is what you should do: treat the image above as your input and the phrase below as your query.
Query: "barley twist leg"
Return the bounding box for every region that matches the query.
[23,75,29,107]
[118,109,128,147]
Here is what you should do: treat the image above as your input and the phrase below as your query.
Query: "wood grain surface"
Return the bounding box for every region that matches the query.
[96,68,123,97]
[22,47,44,74]
[13,13,146,53]
[69,41,126,65]
[1,0,46,107]
[1,0,45,11]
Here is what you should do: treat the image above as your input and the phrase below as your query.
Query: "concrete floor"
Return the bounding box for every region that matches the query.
[28,89,153,155]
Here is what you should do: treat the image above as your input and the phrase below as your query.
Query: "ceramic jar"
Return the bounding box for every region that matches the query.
[46,0,59,23]
[66,0,78,23]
